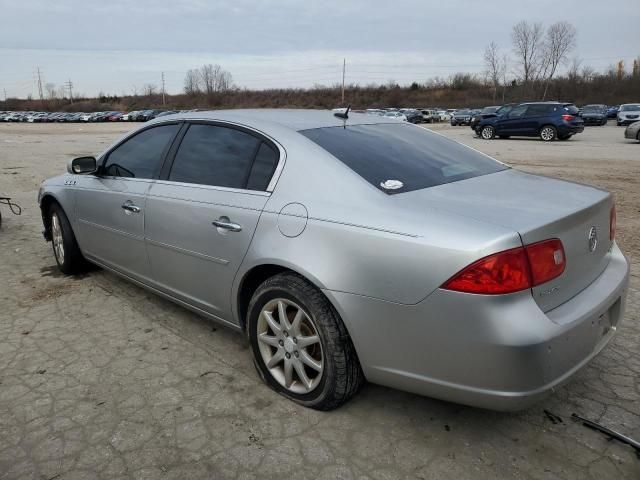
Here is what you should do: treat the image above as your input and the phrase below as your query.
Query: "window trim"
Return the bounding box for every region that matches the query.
[159,119,285,193]
[97,121,185,180]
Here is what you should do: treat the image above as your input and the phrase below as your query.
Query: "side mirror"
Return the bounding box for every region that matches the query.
[68,156,97,175]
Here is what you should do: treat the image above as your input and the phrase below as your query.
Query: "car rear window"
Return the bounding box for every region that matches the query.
[563,104,579,114]
[300,123,507,194]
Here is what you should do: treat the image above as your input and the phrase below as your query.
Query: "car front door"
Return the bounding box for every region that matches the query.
[144,122,281,323]
[74,123,182,283]
[495,104,528,136]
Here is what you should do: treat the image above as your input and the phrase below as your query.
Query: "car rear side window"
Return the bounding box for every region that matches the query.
[169,124,261,189]
[300,123,507,194]
[525,104,554,116]
[246,142,279,191]
[103,124,180,179]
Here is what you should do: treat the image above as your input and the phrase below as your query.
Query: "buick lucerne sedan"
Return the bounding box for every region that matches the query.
[38,109,629,410]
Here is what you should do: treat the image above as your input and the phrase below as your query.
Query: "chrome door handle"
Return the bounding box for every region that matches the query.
[121,203,141,213]
[212,217,242,232]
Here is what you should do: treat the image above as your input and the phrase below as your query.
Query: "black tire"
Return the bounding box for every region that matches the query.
[480,125,495,140]
[49,203,88,275]
[450,120,457,126]
[539,125,557,141]
[247,272,364,410]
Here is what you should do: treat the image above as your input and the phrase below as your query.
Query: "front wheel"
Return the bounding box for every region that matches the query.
[480,125,495,140]
[247,272,364,410]
[539,125,557,141]
[49,203,88,274]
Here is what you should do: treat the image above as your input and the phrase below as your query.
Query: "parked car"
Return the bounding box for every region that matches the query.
[470,104,517,132]
[107,112,125,121]
[420,109,440,123]
[580,104,608,126]
[624,121,640,142]
[38,109,628,411]
[617,104,640,126]
[400,109,423,124]
[477,102,584,141]
[450,109,472,126]
[606,106,619,118]
[383,111,407,121]
[437,110,450,121]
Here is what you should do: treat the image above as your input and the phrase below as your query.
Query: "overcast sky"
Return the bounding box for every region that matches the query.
[1,0,638,98]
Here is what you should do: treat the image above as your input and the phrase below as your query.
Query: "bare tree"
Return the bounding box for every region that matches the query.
[484,42,500,101]
[45,82,57,100]
[540,21,576,99]
[142,84,157,96]
[511,20,544,95]
[567,56,582,82]
[198,64,233,94]
[184,69,201,95]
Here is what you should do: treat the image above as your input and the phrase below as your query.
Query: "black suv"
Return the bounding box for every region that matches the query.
[476,102,584,141]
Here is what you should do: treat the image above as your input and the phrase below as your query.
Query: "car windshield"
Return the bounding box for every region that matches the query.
[582,106,603,112]
[620,104,640,111]
[481,107,499,114]
[300,123,507,194]
[456,110,470,115]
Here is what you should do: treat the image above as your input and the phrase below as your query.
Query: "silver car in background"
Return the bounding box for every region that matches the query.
[617,103,640,126]
[624,121,640,142]
[38,109,629,410]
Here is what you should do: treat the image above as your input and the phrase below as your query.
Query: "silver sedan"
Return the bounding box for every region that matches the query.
[38,109,629,410]
[624,120,640,142]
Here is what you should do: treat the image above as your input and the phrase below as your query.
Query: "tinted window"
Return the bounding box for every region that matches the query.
[104,124,180,178]
[508,105,527,118]
[169,124,260,188]
[300,123,507,194]
[525,104,554,117]
[563,104,579,114]
[247,143,278,191]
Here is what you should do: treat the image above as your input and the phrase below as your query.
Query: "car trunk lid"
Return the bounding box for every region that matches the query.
[397,169,613,312]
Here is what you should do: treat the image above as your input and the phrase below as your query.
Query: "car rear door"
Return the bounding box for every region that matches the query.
[495,104,528,136]
[144,121,282,323]
[74,123,182,283]
[520,104,553,135]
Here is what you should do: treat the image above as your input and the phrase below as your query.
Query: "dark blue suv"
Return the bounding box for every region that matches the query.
[476,102,584,141]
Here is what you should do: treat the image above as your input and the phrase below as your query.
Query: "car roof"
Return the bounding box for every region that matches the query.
[150,108,395,131]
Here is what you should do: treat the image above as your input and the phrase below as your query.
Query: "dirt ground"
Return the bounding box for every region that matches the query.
[0,120,638,480]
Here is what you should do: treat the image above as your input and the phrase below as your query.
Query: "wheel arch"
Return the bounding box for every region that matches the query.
[234,262,334,334]
[39,193,62,241]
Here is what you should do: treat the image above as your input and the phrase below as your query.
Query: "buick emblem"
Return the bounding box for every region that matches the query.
[588,226,598,253]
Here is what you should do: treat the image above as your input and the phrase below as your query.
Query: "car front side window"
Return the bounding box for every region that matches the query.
[102,124,181,179]
[508,106,527,119]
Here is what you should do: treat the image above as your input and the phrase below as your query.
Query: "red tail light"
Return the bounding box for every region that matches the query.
[442,247,532,294]
[610,204,616,241]
[442,239,566,295]
[561,114,575,121]
[525,239,565,286]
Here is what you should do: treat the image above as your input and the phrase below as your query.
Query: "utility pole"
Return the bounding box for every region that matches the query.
[65,79,74,104]
[341,58,346,105]
[161,72,166,106]
[36,67,44,101]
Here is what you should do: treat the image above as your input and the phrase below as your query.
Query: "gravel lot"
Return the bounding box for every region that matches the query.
[0,121,638,479]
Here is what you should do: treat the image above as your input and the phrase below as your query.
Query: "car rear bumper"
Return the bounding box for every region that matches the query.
[326,243,629,411]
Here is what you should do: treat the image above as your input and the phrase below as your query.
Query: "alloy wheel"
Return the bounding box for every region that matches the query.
[51,213,65,265]
[481,126,494,139]
[257,298,324,394]
[540,127,555,141]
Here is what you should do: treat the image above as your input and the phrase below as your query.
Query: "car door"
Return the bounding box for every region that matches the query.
[519,104,552,135]
[144,122,281,323]
[74,123,182,283]
[495,104,528,136]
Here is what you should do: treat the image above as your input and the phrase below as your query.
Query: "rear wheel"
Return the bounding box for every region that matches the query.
[247,272,364,410]
[480,125,495,140]
[539,125,557,141]
[49,203,88,274]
